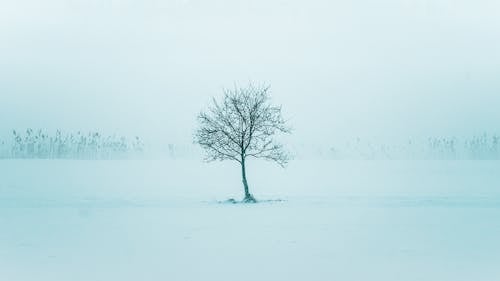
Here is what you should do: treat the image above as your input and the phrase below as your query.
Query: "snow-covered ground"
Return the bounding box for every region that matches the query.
[1,160,500,281]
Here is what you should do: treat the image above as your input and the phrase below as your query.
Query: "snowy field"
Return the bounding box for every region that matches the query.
[1,160,500,281]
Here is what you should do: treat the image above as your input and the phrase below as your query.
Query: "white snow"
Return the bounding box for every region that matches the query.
[1,160,500,281]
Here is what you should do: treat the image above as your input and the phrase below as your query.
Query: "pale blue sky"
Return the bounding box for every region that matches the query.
[1,0,499,144]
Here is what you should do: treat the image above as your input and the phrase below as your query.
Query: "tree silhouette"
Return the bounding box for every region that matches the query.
[195,84,291,202]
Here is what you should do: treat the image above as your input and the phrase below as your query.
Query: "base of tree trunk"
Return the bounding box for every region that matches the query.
[242,194,257,203]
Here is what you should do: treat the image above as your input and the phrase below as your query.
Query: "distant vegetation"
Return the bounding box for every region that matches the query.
[293,133,500,160]
[0,130,498,160]
[0,129,144,159]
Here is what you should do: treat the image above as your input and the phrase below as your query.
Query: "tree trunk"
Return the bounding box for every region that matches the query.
[241,159,256,203]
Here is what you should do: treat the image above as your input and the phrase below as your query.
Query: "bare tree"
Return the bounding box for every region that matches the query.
[194,84,291,203]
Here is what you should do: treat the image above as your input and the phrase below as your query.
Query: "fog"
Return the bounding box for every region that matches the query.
[2,3,500,280]
[1,0,500,145]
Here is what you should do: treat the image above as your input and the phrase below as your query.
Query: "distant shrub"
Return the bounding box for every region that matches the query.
[463,134,499,160]
[4,129,144,159]
[289,133,500,160]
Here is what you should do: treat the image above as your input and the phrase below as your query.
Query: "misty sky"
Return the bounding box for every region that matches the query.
[1,0,499,144]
